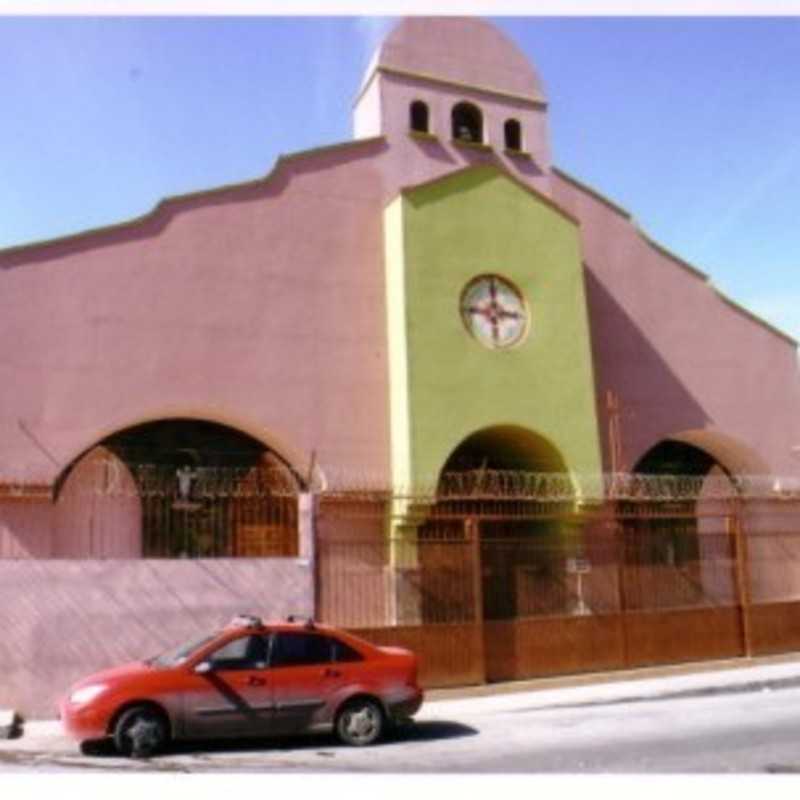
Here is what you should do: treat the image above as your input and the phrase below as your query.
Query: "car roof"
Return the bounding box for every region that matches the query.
[222,616,342,636]
[218,617,379,653]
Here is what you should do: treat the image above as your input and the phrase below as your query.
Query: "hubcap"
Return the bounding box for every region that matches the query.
[345,707,378,742]
[126,716,162,751]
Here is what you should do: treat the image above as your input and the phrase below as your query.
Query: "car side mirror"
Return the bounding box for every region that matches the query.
[194,661,212,674]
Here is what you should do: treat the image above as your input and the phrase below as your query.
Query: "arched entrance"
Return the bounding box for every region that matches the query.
[440,425,567,474]
[420,426,575,626]
[622,437,741,611]
[626,432,794,623]
[55,418,303,558]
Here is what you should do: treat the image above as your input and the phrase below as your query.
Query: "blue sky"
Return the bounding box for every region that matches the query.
[1,15,798,340]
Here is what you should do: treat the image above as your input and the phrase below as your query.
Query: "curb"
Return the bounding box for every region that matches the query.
[7,653,800,742]
[0,710,22,740]
[423,655,800,716]
[425,651,800,703]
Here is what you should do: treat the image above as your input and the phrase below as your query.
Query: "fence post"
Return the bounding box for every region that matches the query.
[613,503,630,668]
[466,515,487,684]
[730,497,753,657]
[298,492,317,619]
[298,492,315,562]
[466,517,483,625]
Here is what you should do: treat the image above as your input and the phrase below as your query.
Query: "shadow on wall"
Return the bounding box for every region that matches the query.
[1,558,314,718]
[513,157,544,180]
[408,135,459,166]
[582,266,711,470]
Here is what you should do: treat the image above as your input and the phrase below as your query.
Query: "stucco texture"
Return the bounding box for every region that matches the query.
[386,165,603,489]
[551,170,800,477]
[368,16,546,102]
[0,140,392,489]
[0,558,313,718]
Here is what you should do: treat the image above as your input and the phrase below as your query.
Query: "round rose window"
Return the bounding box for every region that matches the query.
[460,275,528,349]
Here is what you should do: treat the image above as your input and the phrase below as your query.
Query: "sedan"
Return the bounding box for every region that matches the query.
[60,614,423,757]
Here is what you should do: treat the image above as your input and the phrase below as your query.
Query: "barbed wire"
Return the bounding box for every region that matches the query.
[317,470,800,502]
[2,460,799,502]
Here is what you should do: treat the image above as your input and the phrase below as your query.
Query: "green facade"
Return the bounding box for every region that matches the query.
[385,165,602,492]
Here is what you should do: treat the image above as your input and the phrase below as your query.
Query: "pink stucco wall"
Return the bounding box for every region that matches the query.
[365,17,547,104]
[359,71,552,193]
[0,17,797,532]
[52,446,141,558]
[2,15,797,494]
[0,558,314,718]
[0,138,392,490]
[551,169,800,479]
[355,16,552,189]
[0,447,139,557]
[0,105,555,504]
[0,501,54,558]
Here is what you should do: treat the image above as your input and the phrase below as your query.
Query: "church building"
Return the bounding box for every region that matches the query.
[2,18,799,717]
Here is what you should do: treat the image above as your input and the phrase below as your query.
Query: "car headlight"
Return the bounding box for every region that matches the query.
[69,684,108,705]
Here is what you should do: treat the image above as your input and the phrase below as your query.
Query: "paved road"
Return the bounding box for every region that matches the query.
[5,662,800,773]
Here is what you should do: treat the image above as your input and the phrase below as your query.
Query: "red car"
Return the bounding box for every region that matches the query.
[59,615,423,757]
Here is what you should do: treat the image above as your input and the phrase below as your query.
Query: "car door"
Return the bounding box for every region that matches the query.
[181,633,274,739]
[268,631,356,733]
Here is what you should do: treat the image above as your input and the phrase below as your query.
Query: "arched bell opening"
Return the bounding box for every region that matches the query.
[451,101,484,144]
[503,118,522,151]
[409,100,430,134]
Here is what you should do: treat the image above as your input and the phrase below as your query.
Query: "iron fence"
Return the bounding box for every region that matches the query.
[312,495,800,685]
[317,494,800,617]
[6,464,800,683]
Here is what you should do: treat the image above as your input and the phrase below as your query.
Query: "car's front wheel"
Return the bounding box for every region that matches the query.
[113,705,169,758]
[335,698,384,746]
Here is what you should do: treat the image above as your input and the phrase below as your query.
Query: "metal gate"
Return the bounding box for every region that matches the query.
[136,464,299,558]
[477,503,746,681]
[315,485,800,689]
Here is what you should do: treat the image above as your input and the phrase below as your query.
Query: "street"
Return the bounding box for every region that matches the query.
[4,661,800,774]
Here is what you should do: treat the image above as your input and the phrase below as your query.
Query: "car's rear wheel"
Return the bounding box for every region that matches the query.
[335,698,384,746]
[113,705,169,758]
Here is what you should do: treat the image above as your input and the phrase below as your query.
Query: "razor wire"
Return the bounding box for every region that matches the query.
[2,459,800,503]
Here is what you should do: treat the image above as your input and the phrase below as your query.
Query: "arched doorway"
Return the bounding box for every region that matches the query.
[55,418,303,558]
[440,425,567,474]
[623,436,742,612]
[420,426,575,625]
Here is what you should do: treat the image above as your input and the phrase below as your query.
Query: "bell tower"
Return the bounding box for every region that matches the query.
[353,17,553,175]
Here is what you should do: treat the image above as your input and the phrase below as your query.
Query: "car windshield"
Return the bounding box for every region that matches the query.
[147,633,218,668]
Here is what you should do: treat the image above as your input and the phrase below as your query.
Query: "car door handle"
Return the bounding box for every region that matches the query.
[247,676,266,686]
[323,668,342,678]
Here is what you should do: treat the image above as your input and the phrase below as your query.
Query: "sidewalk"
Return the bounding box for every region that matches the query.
[4,652,800,755]
[424,651,800,716]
